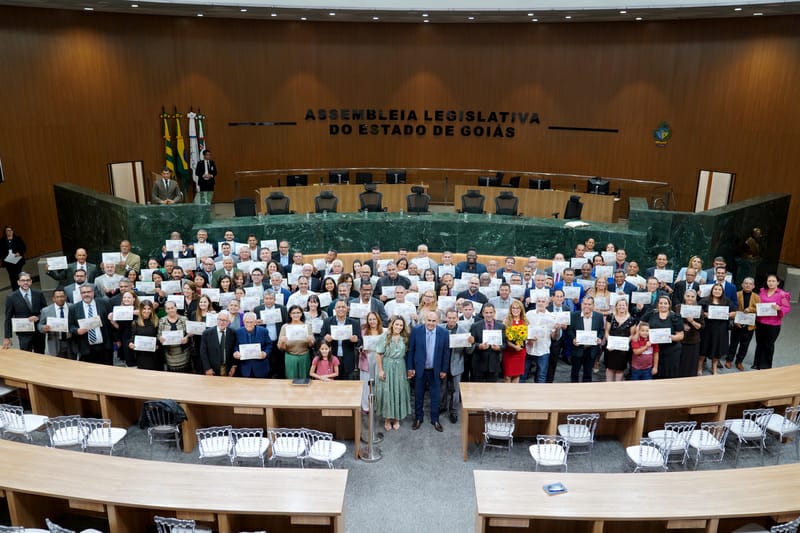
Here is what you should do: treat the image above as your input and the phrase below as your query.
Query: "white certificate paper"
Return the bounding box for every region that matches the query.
[201,288,220,302]
[756,303,777,317]
[285,324,308,341]
[417,281,435,294]
[438,265,455,277]
[654,269,674,284]
[349,303,369,319]
[260,239,278,252]
[527,326,548,341]
[161,281,181,294]
[698,284,714,298]
[136,281,156,294]
[78,316,102,330]
[449,333,471,349]
[363,334,381,351]
[595,266,613,279]
[46,256,68,270]
[649,328,672,344]
[260,308,283,324]
[112,305,134,321]
[734,312,756,326]
[167,294,184,310]
[317,292,332,308]
[313,258,327,271]
[437,296,456,311]
[4,253,21,265]
[177,257,197,272]
[550,311,570,325]
[240,296,260,312]
[380,286,396,299]
[576,330,597,346]
[680,305,702,319]
[193,243,214,258]
[11,318,34,332]
[140,269,155,282]
[707,305,730,320]
[631,291,652,305]
[607,335,630,351]
[165,239,183,253]
[482,329,502,346]
[510,285,525,299]
[101,252,121,265]
[161,330,183,346]
[562,286,581,300]
[47,317,69,333]
[186,320,207,335]
[133,335,157,352]
[331,324,353,341]
[205,312,219,327]
[571,257,589,269]
[238,343,261,360]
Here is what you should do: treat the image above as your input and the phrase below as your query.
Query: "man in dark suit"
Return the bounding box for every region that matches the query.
[3,271,47,353]
[151,167,183,204]
[320,300,362,380]
[200,311,236,376]
[455,248,487,279]
[254,291,288,378]
[466,303,506,383]
[567,296,604,383]
[69,284,112,364]
[195,149,218,192]
[611,269,638,297]
[232,312,272,378]
[46,248,99,284]
[546,289,572,383]
[272,240,293,273]
[38,288,74,358]
[407,311,450,432]
[64,268,96,304]
[672,267,700,310]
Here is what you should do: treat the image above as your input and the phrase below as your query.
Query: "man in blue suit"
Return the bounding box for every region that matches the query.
[407,311,450,432]
[232,312,272,378]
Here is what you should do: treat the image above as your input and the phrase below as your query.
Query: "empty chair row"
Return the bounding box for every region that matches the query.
[258,185,430,216]
[284,170,407,186]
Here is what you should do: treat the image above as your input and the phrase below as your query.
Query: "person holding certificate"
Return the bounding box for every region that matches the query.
[37,288,73,358]
[467,303,506,383]
[278,305,315,379]
[359,312,384,413]
[567,297,604,383]
[754,274,792,370]
[726,277,760,371]
[524,296,558,384]
[129,301,161,370]
[157,301,191,372]
[643,295,684,378]
[107,290,139,367]
[310,341,339,381]
[698,283,735,376]
[604,299,636,382]
[1,226,26,291]
[501,300,528,383]
[676,289,704,378]
[69,284,113,364]
[376,316,412,431]
[3,271,47,353]
[233,312,272,378]
[321,300,363,380]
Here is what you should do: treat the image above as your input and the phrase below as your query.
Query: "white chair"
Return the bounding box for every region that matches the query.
[302,429,347,469]
[80,417,127,455]
[626,437,669,473]
[648,420,697,466]
[687,421,730,469]
[142,401,183,455]
[558,413,599,471]
[480,409,516,463]
[727,408,773,466]
[267,428,307,467]
[760,405,800,462]
[195,425,232,464]
[45,415,85,450]
[229,428,270,467]
[529,435,569,472]
[0,404,48,442]
[153,515,212,533]
[44,519,102,533]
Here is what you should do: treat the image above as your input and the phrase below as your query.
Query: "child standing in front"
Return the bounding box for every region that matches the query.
[310,341,340,381]
[630,322,659,380]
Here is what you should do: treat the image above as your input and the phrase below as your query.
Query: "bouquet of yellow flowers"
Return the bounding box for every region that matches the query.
[505,324,528,347]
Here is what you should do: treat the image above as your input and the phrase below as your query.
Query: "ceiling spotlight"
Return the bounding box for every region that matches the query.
[197,13,203,16]
[753,12,763,15]
[422,13,428,17]
[619,10,627,14]
[564,15,571,19]
[270,13,277,17]
[131,3,138,7]
[527,12,534,16]
[468,16,474,20]
[635,16,642,20]
[424,19,429,23]
[734,7,742,11]
[84,6,94,10]
[240,8,247,12]
[300,16,307,20]
[329,12,335,16]
[532,18,538,22]
[372,16,379,20]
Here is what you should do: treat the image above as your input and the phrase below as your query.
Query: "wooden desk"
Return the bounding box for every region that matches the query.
[460,366,800,461]
[474,466,800,533]
[257,183,424,214]
[0,440,346,532]
[0,351,362,456]
[454,185,619,223]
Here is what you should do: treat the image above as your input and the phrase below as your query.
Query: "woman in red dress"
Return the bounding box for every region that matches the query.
[502,299,528,383]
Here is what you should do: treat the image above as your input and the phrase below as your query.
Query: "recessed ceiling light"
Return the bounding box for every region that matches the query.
[197,13,203,17]
[270,13,277,17]
[84,7,93,10]
[468,16,474,20]
[424,19,429,23]
[300,16,307,20]
[635,16,642,20]
[240,8,247,12]
[532,18,538,22]
[754,12,763,15]
[564,15,571,19]
[131,3,138,7]
[422,13,428,17]
[372,16,379,20]
[329,12,335,16]
[619,10,627,14]
[734,7,742,11]
[527,12,534,16]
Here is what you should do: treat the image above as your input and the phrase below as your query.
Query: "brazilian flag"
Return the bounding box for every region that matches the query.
[161,110,175,174]
[173,109,191,195]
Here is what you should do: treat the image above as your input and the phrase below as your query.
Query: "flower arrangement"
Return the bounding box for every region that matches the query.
[505,323,528,347]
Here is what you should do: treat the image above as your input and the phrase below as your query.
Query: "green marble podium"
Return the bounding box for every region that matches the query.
[54,183,789,284]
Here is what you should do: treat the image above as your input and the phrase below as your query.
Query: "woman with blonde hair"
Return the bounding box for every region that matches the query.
[502,299,528,383]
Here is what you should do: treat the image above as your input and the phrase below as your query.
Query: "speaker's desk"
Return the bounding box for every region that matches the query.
[460,366,800,461]
[474,466,800,533]
[0,440,347,532]
[0,351,362,456]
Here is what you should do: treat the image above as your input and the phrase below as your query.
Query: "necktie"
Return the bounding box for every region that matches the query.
[205,160,210,175]
[59,306,66,340]
[24,291,31,308]
[426,330,435,369]
[87,304,97,344]
[164,179,169,190]
[220,329,226,360]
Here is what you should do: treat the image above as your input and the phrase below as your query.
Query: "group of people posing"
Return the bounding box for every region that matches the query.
[2,233,792,433]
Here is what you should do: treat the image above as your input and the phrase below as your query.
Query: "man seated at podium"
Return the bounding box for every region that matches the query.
[151,167,183,205]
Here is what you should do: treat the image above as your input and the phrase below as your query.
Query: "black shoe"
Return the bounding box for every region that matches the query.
[449,413,458,424]
[433,421,443,432]
[412,419,422,430]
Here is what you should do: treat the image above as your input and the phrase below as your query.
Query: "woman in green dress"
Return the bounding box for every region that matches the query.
[278,305,315,379]
[376,316,412,431]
